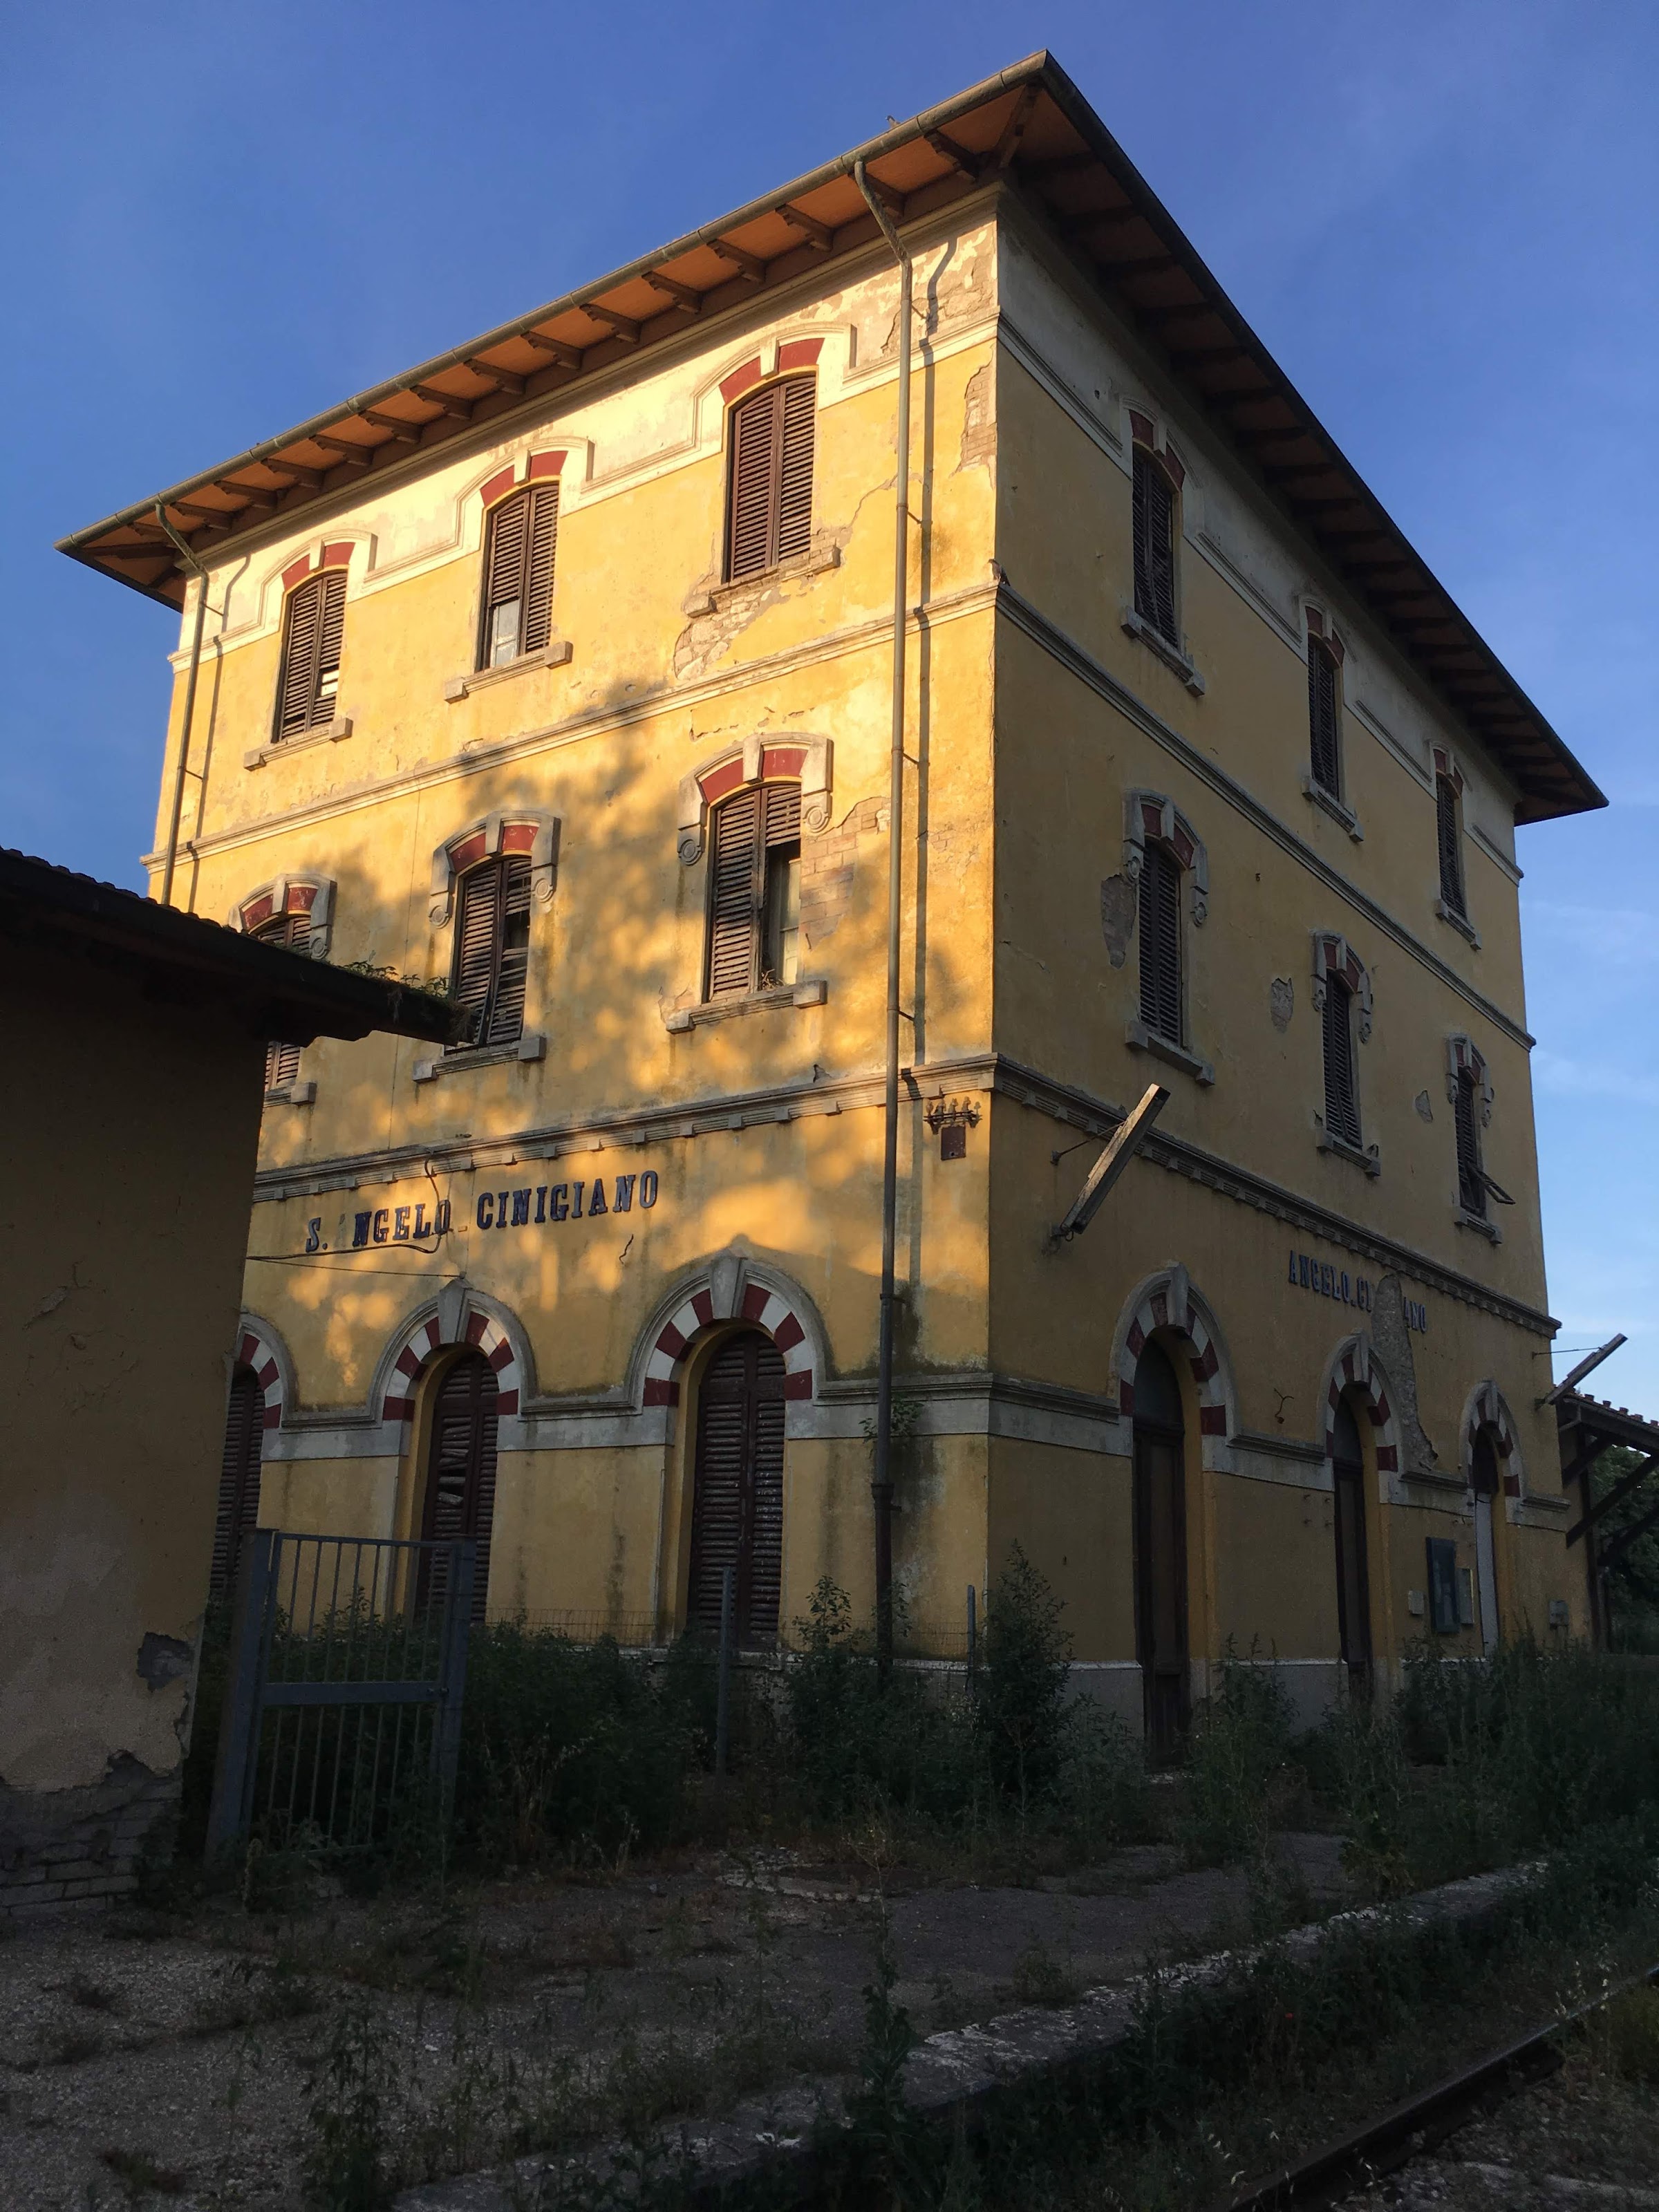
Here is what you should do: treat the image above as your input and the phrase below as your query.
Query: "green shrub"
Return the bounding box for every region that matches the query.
[973,1545,1073,1810]
[1177,1647,1296,1865]
[1606,1983,1659,2083]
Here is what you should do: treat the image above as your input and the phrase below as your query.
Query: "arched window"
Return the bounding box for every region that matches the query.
[1309,638,1342,798]
[726,376,815,581]
[687,1331,785,1647]
[419,1352,499,1624]
[1132,444,1178,643]
[1470,1426,1502,1652]
[250,906,310,1091]
[451,854,532,1048]
[211,1364,264,1600]
[706,781,801,999]
[1436,774,1466,918]
[1331,1394,1372,1694]
[275,568,346,740]
[1454,1067,1485,1217]
[478,483,559,669]
[1138,838,1183,1044]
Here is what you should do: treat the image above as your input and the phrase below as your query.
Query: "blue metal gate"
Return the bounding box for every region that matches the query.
[205,1530,475,1857]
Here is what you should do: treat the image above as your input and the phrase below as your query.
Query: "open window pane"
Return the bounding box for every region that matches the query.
[763,847,800,988]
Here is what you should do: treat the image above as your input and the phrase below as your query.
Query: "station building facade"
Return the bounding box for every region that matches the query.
[64,56,1606,1732]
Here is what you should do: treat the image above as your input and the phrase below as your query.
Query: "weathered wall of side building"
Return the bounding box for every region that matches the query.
[0,950,263,1912]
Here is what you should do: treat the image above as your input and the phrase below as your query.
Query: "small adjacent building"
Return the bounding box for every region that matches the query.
[0,852,456,1911]
[57,53,1608,1744]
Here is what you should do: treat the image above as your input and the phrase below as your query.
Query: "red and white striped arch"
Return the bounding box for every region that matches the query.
[1113,1269,1234,1460]
[382,1308,522,1421]
[643,1278,814,1409]
[1463,1380,1523,1498]
[1321,1333,1400,1478]
[234,1322,287,1432]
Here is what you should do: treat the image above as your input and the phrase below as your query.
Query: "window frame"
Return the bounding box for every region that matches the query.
[1312,931,1376,1171]
[1136,836,1185,1048]
[1131,441,1181,646]
[704,779,804,1002]
[476,481,560,673]
[274,566,347,741]
[724,374,816,584]
[447,852,534,1052]
[1307,635,1343,800]
[250,908,312,1090]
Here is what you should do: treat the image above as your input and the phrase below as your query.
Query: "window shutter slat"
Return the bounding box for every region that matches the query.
[254,910,310,1087]
[451,864,503,1044]
[775,378,815,563]
[1137,841,1183,1044]
[420,1353,498,1623]
[485,492,529,612]
[314,571,346,718]
[1322,977,1361,1148]
[727,386,780,580]
[762,780,801,848]
[521,485,560,656]
[210,1364,264,1600]
[1309,644,1340,794]
[1436,778,1465,915]
[484,854,532,1045]
[706,788,761,997]
[1132,449,1177,641]
[1454,1071,1485,1215]
[687,1333,785,1646]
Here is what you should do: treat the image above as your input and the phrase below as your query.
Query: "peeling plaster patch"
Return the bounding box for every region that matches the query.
[803,795,884,946]
[957,363,995,471]
[136,1633,193,1691]
[1270,976,1295,1031]
[1373,1273,1441,1475]
[1415,1090,1435,1123]
[1100,875,1136,968]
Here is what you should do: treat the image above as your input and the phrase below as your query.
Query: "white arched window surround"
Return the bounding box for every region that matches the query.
[429,812,559,927]
[1122,789,1208,924]
[229,874,335,957]
[676,735,833,866]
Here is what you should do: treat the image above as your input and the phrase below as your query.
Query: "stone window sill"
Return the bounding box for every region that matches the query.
[245,717,352,771]
[1120,606,1206,695]
[1316,1125,1382,1177]
[444,640,573,703]
[1436,897,1481,949]
[1302,775,1363,842]
[664,978,827,1032]
[264,1080,316,1106]
[1456,1206,1502,1244]
[413,1031,545,1082]
[686,545,841,616]
[1125,1019,1213,1085]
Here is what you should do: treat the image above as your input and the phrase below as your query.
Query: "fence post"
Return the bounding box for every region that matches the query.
[966,1584,977,1685]
[431,1542,476,1818]
[205,1527,276,1860]
[715,1564,735,1779]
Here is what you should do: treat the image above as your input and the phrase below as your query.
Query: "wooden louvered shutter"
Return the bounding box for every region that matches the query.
[451,863,503,1046]
[687,1332,786,1646]
[1454,1071,1485,1215]
[210,1364,264,1600]
[419,1353,498,1624]
[1322,977,1361,1148]
[1436,778,1465,915]
[776,379,815,563]
[1132,448,1178,641]
[484,854,532,1045]
[276,572,346,737]
[480,491,530,666]
[521,485,560,656]
[254,910,310,1087]
[1138,841,1183,1043]
[763,780,801,850]
[1309,644,1340,794]
[727,386,779,581]
[706,789,761,997]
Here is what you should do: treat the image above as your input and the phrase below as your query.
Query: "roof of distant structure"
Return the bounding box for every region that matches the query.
[55,52,1602,823]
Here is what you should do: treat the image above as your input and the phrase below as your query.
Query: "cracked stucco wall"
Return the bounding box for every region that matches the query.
[1,945,264,1822]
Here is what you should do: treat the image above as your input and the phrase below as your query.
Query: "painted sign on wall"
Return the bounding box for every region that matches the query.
[1286,1247,1428,1333]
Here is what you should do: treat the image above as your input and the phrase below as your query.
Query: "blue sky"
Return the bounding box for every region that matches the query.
[3,3,1654,1407]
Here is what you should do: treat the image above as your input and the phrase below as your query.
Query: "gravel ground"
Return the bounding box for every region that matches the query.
[0,1831,1350,2209]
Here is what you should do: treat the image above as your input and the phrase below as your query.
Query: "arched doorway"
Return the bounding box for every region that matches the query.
[1132,1338,1189,1758]
[1471,1426,1503,1653]
[211,1362,264,1600]
[418,1351,500,1622]
[687,1331,785,1647]
[1331,1394,1374,1694]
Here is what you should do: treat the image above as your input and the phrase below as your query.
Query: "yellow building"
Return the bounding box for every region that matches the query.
[0,852,453,1910]
[61,55,1604,1741]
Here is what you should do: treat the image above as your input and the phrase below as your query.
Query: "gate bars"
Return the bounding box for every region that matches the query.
[205,1530,476,1858]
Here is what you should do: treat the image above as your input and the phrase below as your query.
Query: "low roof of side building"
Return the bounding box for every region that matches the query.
[0,849,462,1049]
[54,50,1602,825]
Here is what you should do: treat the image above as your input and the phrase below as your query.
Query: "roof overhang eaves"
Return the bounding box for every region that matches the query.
[55,48,1604,823]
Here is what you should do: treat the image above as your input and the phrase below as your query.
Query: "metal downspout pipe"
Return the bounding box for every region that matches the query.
[853,161,912,1677]
[153,504,209,910]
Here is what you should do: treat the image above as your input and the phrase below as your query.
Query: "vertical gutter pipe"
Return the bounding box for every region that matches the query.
[153,505,209,910]
[852,160,912,1678]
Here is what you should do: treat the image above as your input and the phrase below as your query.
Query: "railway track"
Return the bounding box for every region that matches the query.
[1210,1962,1659,2212]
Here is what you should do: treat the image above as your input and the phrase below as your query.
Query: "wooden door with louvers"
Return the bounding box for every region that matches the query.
[210,1364,265,1600]
[418,1352,499,1623]
[686,1332,786,1647]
